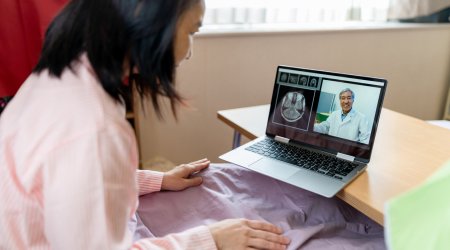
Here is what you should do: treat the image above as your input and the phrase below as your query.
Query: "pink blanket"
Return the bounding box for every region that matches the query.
[132,164,385,249]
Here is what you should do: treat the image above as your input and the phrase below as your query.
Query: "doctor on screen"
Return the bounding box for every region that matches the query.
[314,88,370,144]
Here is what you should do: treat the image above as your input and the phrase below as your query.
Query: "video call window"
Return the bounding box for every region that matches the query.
[313,79,381,145]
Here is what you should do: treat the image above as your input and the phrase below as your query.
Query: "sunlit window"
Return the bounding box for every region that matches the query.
[204,0,390,26]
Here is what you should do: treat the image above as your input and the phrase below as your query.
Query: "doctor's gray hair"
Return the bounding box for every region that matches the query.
[339,88,355,100]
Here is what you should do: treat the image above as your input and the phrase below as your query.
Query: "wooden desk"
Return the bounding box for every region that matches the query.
[218,105,450,225]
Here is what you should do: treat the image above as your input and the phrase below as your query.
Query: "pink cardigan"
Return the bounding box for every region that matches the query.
[0,55,216,249]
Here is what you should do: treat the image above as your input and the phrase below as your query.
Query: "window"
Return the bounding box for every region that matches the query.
[204,0,390,26]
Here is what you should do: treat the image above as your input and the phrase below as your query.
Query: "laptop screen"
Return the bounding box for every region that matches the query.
[266,65,387,162]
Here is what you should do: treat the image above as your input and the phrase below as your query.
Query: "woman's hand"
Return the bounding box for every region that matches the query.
[161,158,210,191]
[208,219,290,250]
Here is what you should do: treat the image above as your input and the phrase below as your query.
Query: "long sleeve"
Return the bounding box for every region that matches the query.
[357,116,370,144]
[133,226,216,250]
[43,125,137,249]
[314,113,332,134]
[136,169,164,195]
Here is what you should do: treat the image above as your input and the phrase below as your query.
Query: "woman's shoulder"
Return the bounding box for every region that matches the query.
[4,62,132,140]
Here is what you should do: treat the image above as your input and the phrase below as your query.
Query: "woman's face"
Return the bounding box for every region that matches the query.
[174,0,205,66]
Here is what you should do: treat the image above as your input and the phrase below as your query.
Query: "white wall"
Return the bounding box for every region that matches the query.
[137,24,450,165]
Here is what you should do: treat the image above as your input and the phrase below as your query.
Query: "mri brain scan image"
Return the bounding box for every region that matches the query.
[280,72,289,83]
[281,92,306,122]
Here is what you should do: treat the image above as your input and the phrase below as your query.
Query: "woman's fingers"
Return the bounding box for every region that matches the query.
[161,159,210,190]
[246,228,290,247]
[182,176,203,187]
[246,238,287,250]
[183,160,210,175]
[246,220,290,248]
[189,158,209,165]
[247,220,284,234]
[248,229,290,244]
[208,219,290,250]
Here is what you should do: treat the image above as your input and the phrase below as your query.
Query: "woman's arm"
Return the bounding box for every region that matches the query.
[137,158,210,196]
[43,126,137,249]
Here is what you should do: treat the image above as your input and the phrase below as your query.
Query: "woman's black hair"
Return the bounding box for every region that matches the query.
[34,0,200,118]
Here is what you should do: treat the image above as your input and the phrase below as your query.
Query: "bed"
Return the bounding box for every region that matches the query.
[130,163,385,249]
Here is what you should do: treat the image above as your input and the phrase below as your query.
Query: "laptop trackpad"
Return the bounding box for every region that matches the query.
[249,158,299,180]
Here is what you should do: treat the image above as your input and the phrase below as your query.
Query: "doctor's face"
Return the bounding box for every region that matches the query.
[340,91,353,114]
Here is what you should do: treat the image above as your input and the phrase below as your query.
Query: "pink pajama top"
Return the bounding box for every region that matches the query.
[0,55,216,249]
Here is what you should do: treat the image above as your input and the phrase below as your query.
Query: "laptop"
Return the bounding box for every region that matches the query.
[220,65,387,197]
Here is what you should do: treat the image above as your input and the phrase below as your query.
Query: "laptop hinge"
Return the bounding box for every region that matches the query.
[274,136,290,144]
[337,153,355,162]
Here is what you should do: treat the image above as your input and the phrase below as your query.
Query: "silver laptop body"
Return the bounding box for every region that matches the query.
[220,65,387,197]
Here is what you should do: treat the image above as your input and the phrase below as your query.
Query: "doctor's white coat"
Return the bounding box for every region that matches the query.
[314,109,370,144]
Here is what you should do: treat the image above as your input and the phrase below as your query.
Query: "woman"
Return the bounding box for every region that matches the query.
[0,0,290,249]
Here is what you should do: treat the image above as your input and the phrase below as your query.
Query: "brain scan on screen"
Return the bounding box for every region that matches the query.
[281,92,306,122]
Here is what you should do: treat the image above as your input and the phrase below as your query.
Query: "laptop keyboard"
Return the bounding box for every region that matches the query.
[245,138,359,180]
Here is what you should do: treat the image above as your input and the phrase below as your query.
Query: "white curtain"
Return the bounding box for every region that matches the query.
[204,0,390,25]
